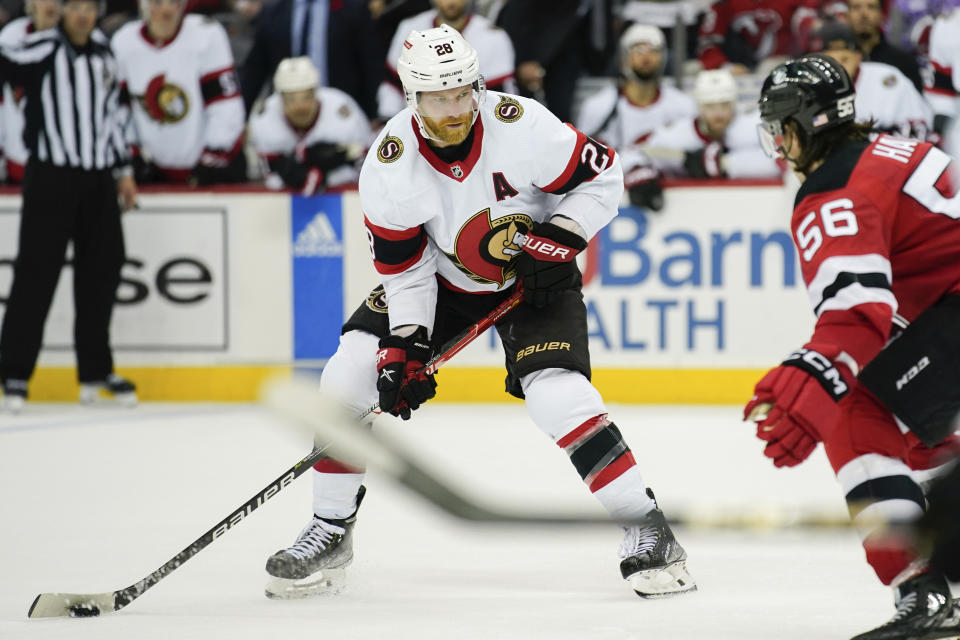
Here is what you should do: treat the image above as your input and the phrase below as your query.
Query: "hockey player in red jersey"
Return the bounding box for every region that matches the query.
[748,54,960,640]
[697,0,820,73]
[263,24,696,602]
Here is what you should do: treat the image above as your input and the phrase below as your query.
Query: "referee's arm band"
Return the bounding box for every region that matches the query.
[113,164,134,179]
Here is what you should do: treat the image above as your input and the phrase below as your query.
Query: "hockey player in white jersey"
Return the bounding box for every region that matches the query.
[0,0,61,182]
[249,57,371,194]
[642,69,781,179]
[377,0,515,121]
[925,7,960,155]
[813,20,933,141]
[111,0,246,185]
[264,25,697,602]
[576,23,697,210]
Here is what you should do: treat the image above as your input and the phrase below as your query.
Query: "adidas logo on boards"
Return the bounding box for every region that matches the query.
[294,211,343,257]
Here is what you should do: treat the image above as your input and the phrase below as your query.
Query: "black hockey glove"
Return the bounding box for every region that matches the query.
[303,142,352,172]
[624,165,664,211]
[513,221,588,309]
[683,141,726,179]
[376,326,437,421]
[272,155,315,190]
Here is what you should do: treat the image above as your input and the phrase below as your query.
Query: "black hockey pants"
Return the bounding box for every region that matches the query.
[0,160,125,384]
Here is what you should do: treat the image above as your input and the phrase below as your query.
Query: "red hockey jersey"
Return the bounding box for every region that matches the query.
[698,0,819,69]
[794,135,960,372]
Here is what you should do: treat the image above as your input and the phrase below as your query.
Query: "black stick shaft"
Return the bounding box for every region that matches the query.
[110,447,327,611]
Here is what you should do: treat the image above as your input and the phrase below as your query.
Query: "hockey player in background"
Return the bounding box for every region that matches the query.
[748,54,960,640]
[576,23,697,211]
[0,0,61,183]
[263,24,697,602]
[249,57,371,194]
[811,20,933,142]
[376,0,515,122]
[926,5,960,156]
[641,68,780,180]
[111,0,247,185]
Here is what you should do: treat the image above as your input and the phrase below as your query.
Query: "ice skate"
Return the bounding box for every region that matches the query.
[1,379,27,414]
[618,491,696,598]
[79,374,137,407]
[264,486,365,599]
[851,572,960,640]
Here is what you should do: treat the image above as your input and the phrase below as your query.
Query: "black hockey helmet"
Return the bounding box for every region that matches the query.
[756,54,855,158]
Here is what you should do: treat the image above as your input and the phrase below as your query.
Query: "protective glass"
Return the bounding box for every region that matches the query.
[757,120,784,159]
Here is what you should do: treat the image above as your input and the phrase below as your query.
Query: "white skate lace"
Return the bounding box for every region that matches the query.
[890,593,918,623]
[285,518,346,561]
[617,525,660,559]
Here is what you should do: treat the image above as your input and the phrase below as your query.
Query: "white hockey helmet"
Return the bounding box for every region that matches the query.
[619,23,665,78]
[397,25,485,139]
[620,23,665,53]
[274,57,320,93]
[694,69,738,105]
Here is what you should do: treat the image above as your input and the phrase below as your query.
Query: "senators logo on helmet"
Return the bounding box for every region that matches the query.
[444,209,533,286]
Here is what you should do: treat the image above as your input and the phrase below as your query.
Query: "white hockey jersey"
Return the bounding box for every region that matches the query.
[249,86,373,190]
[576,83,697,172]
[853,60,932,140]
[111,14,245,173]
[0,17,46,179]
[642,110,780,178]
[360,91,622,332]
[926,9,960,153]
[377,12,516,121]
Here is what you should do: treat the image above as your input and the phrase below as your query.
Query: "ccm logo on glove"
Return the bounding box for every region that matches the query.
[782,347,849,400]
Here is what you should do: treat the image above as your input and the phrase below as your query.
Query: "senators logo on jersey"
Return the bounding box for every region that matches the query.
[377,134,404,163]
[444,209,533,285]
[494,96,524,123]
[138,74,189,124]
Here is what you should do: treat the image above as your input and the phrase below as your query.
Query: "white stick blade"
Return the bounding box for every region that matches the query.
[261,376,401,475]
[28,592,116,618]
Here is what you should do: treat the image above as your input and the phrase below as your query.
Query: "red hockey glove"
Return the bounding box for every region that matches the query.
[744,344,855,468]
[376,326,437,420]
[513,221,588,309]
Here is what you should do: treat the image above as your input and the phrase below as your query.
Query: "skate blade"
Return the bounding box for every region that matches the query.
[79,388,138,407]
[626,561,697,599]
[264,568,347,600]
[1,396,24,414]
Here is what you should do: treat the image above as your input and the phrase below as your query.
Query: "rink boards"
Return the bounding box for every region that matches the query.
[0,181,813,402]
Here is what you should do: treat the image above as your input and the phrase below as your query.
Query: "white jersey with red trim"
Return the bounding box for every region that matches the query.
[377,12,516,121]
[576,83,697,172]
[641,110,780,178]
[0,16,35,176]
[853,61,933,141]
[111,14,244,171]
[360,91,622,332]
[926,9,960,154]
[926,9,960,118]
[249,86,373,189]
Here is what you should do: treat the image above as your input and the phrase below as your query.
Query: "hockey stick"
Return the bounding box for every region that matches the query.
[27,289,524,619]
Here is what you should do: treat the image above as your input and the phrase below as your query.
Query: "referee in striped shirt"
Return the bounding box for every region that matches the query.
[0,0,138,413]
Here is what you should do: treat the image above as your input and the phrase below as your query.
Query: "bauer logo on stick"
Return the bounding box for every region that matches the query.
[377,135,404,163]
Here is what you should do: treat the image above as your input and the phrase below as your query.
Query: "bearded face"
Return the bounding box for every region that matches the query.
[417,85,476,146]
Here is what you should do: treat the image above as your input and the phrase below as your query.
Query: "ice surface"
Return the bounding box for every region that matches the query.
[0,403,897,640]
